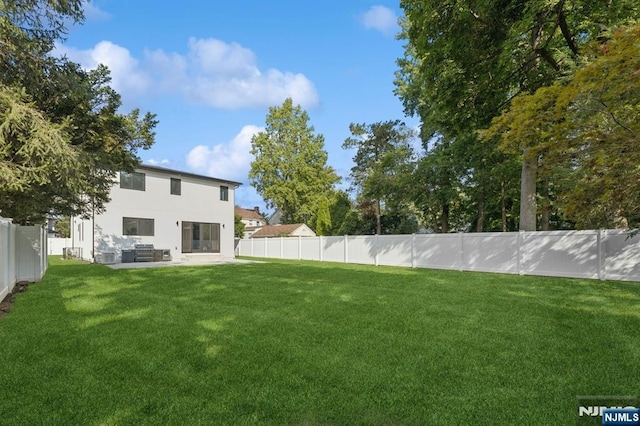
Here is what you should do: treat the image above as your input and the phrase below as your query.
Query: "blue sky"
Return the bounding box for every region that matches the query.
[58,1,419,214]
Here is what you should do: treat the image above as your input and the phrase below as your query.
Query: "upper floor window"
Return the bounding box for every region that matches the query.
[171,178,181,195]
[220,185,229,201]
[120,171,145,191]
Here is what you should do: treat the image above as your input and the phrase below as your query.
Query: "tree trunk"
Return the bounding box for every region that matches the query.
[518,15,545,232]
[519,149,537,231]
[441,202,450,233]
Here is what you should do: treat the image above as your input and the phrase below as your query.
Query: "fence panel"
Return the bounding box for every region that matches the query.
[520,231,599,279]
[462,232,519,274]
[16,226,47,283]
[282,237,299,260]
[251,238,267,258]
[235,229,640,282]
[300,237,321,261]
[48,237,72,255]
[0,219,15,301]
[346,236,376,265]
[266,238,282,259]
[414,234,462,270]
[603,231,640,282]
[236,238,251,256]
[1,218,47,301]
[377,235,413,267]
[322,237,345,263]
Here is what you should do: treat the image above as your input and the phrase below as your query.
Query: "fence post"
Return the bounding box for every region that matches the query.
[298,235,302,260]
[280,236,284,259]
[344,235,349,264]
[41,226,47,279]
[319,236,323,262]
[1,220,8,299]
[411,234,416,268]
[597,229,605,280]
[459,232,464,271]
[517,231,523,275]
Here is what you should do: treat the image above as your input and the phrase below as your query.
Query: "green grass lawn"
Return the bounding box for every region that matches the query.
[0,257,638,425]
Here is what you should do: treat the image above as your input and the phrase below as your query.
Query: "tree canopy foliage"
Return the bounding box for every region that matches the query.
[249,98,339,229]
[0,0,157,224]
[483,24,640,229]
[343,120,416,234]
[396,0,640,231]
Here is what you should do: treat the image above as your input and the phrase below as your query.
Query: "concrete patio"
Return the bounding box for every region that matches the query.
[106,255,260,269]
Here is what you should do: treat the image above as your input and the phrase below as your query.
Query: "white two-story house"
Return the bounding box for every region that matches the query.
[70,164,241,263]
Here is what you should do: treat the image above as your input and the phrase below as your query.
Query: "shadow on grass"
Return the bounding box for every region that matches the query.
[0,257,638,424]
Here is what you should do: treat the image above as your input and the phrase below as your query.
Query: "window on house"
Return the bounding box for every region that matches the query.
[220,185,229,201]
[171,178,181,195]
[123,217,154,236]
[120,171,146,191]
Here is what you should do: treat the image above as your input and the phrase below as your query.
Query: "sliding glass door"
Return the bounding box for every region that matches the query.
[182,222,220,253]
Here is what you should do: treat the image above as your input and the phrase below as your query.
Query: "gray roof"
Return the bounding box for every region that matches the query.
[137,164,242,187]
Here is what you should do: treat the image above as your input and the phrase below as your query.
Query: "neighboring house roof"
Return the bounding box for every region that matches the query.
[269,209,283,225]
[235,207,265,221]
[138,164,242,187]
[242,226,261,238]
[251,224,316,238]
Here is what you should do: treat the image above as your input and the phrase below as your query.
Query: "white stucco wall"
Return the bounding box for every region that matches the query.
[72,166,238,262]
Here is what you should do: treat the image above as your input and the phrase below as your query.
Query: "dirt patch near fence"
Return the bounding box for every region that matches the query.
[0,281,31,318]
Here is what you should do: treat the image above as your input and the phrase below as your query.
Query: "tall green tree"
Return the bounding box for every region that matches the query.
[249,98,339,228]
[396,0,640,231]
[343,120,416,235]
[1,0,84,80]
[325,190,359,236]
[412,138,465,233]
[484,24,640,229]
[0,0,157,224]
[1,62,157,224]
[0,85,80,215]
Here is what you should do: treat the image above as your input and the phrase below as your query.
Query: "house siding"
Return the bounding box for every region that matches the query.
[71,166,239,262]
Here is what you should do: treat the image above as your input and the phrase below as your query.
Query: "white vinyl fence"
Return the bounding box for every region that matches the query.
[48,237,72,256]
[1,217,48,301]
[236,230,640,282]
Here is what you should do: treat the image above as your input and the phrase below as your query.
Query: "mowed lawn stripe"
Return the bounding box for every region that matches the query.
[0,257,638,425]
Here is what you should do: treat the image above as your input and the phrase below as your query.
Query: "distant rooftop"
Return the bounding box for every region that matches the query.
[251,224,314,238]
[138,164,242,187]
[235,206,265,220]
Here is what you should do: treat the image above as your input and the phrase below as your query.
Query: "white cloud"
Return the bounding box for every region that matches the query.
[55,41,151,100]
[56,37,319,109]
[361,6,399,36]
[145,159,170,166]
[186,125,263,183]
[83,1,111,21]
[148,38,319,108]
